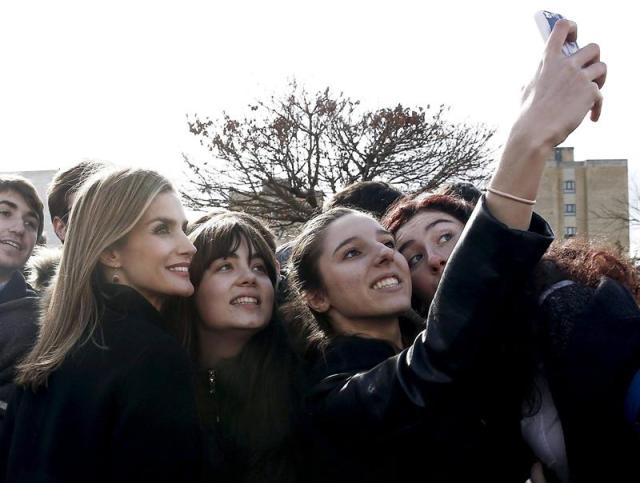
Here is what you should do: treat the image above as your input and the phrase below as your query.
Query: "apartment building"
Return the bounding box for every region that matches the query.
[535,147,629,251]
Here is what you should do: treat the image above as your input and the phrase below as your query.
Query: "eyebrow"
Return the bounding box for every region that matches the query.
[398,219,454,253]
[332,229,392,256]
[0,200,18,211]
[0,200,39,222]
[147,216,187,227]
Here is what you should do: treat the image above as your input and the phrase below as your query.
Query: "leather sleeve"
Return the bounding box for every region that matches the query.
[308,197,554,435]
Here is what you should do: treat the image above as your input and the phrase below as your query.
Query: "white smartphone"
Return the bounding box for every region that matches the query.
[534,10,579,56]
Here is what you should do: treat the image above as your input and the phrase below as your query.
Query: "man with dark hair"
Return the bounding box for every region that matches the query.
[434,181,483,206]
[0,175,43,426]
[324,180,404,219]
[47,160,107,242]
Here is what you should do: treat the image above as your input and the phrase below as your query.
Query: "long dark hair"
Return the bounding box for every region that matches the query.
[169,212,301,482]
[283,208,354,357]
[283,207,422,358]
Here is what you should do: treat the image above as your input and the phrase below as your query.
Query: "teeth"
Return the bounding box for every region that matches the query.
[373,277,399,290]
[1,241,20,250]
[232,296,259,305]
[168,266,188,272]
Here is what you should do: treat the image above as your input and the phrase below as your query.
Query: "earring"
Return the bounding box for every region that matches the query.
[112,271,121,284]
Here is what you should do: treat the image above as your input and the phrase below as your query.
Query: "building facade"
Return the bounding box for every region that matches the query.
[535,147,629,251]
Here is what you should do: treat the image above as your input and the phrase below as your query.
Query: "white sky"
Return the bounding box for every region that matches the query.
[1,1,637,243]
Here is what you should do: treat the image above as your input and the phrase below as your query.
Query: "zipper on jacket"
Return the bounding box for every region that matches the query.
[207,368,220,423]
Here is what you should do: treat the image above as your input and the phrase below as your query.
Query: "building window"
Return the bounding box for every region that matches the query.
[563,180,576,193]
[554,148,562,162]
[564,203,576,215]
[565,226,577,238]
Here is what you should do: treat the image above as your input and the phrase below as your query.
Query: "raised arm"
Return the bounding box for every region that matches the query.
[488,19,606,229]
[308,18,603,435]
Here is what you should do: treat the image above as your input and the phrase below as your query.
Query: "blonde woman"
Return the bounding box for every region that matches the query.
[0,168,202,483]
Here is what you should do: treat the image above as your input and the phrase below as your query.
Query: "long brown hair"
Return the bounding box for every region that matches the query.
[282,207,356,357]
[17,168,173,389]
[170,211,301,482]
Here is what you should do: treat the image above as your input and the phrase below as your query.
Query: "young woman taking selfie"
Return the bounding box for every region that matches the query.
[283,19,606,483]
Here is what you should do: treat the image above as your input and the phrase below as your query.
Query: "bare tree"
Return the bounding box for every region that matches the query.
[182,80,495,232]
[592,178,637,228]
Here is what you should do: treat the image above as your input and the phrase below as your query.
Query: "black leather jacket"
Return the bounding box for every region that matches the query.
[303,198,554,483]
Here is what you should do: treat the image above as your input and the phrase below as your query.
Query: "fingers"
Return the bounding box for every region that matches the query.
[591,90,604,122]
[583,60,606,122]
[584,60,607,89]
[573,43,600,68]
[546,19,577,56]
[573,44,607,122]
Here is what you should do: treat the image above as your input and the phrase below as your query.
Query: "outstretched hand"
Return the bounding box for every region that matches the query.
[521,19,607,147]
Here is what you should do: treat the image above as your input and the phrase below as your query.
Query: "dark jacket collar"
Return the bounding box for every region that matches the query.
[0,271,36,306]
[309,335,397,385]
[99,283,167,331]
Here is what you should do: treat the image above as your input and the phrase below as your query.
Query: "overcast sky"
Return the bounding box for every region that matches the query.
[1,0,637,244]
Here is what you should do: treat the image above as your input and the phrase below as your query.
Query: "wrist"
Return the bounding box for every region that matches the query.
[506,116,555,166]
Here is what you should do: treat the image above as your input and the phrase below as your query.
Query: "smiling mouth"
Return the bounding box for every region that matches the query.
[0,240,21,250]
[372,276,400,290]
[231,296,259,305]
[167,266,189,273]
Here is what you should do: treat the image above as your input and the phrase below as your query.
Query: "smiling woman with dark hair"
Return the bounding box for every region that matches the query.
[282,19,606,483]
[170,211,302,483]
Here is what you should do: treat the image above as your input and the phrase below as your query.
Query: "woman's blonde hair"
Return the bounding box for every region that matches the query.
[17,167,173,389]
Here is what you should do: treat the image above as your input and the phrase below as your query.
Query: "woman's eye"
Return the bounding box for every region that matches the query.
[344,248,361,259]
[154,224,169,234]
[252,263,266,273]
[24,220,36,230]
[439,233,453,244]
[408,253,423,268]
[384,240,395,249]
[218,263,232,272]
[0,210,10,217]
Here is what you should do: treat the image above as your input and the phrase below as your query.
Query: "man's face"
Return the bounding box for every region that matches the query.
[0,190,39,282]
[52,192,74,243]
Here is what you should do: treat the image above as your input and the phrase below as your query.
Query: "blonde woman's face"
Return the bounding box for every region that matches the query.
[108,192,196,310]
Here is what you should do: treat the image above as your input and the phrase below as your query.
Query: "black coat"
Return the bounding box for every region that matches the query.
[0,271,38,427]
[302,198,553,483]
[0,285,202,483]
[538,277,640,482]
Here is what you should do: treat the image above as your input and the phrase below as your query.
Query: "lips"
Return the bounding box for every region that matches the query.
[230,296,260,305]
[0,240,22,251]
[167,262,190,271]
[372,275,400,290]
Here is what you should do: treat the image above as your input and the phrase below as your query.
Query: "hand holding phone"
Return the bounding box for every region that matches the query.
[534,10,579,56]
